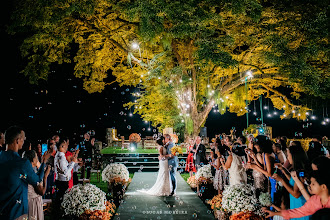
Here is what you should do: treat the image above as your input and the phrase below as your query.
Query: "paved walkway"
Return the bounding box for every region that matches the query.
[115,172,214,220]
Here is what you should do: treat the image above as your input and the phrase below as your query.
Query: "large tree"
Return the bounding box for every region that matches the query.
[10,0,329,137]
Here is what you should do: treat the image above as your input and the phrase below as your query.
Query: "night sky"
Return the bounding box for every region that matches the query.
[1,2,329,145]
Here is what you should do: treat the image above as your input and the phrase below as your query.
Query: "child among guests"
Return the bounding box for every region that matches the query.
[263,170,330,219]
[266,188,290,220]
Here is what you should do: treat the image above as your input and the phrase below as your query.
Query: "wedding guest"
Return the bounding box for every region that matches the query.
[0,126,48,220]
[209,148,216,177]
[247,134,254,150]
[52,134,60,152]
[220,145,247,185]
[185,138,196,176]
[273,143,287,164]
[272,141,310,220]
[193,136,207,171]
[245,135,278,203]
[44,139,56,199]
[32,143,43,162]
[54,140,78,203]
[0,131,5,151]
[270,188,290,220]
[307,141,325,162]
[24,150,51,220]
[311,156,330,172]
[237,135,247,147]
[82,133,93,179]
[246,143,267,196]
[264,170,330,219]
[18,140,31,158]
[213,149,227,194]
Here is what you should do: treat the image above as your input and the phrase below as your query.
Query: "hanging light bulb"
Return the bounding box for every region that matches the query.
[131,42,139,49]
[311,115,316,120]
[273,111,278,115]
[253,111,257,116]
[326,118,330,122]
[321,121,326,125]
[207,84,210,88]
[267,113,272,117]
[264,106,268,110]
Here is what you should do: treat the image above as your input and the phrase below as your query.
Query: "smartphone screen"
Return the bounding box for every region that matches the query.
[299,172,304,177]
[42,144,48,155]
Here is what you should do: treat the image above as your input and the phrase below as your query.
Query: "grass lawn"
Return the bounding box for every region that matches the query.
[101,146,187,154]
[180,172,191,182]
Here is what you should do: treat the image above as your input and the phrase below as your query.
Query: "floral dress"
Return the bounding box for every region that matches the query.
[213,159,227,191]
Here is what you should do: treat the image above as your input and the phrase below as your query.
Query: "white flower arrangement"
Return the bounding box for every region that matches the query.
[102,163,129,183]
[61,183,106,216]
[195,164,212,180]
[222,184,257,213]
[259,192,272,207]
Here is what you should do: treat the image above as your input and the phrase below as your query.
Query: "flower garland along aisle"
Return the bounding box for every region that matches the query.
[102,163,131,205]
[209,184,267,220]
[61,184,116,219]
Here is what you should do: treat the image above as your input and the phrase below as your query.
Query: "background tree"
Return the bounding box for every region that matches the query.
[10,0,329,138]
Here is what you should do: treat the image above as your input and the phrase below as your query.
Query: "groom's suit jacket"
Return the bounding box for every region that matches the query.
[166,141,179,168]
[193,143,207,166]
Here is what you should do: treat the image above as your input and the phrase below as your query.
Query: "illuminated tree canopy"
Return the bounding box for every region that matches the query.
[10,0,329,137]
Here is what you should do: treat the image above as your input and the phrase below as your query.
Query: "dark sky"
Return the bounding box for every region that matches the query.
[1,2,329,145]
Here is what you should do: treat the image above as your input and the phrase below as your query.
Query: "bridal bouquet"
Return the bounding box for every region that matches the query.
[222,184,257,213]
[102,163,130,185]
[170,145,183,156]
[195,164,213,184]
[61,184,107,216]
[259,192,272,207]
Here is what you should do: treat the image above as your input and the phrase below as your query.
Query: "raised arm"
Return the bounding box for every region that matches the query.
[35,165,51,196]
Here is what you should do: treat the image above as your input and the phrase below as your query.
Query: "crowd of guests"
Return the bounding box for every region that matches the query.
[185,133,330,219]
[0,126,96,220]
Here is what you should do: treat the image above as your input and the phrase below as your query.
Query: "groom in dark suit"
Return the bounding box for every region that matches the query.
[193,136,207,171]
[164,134,179,196]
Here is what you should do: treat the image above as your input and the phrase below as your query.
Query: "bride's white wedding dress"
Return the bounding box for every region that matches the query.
[228,153,247,185]
[138,147,171,196]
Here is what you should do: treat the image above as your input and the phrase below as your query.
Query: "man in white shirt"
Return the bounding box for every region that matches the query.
[54,139,78,216]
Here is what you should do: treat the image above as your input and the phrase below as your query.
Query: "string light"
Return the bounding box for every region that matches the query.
[131,42,139,49]
[311,115,316,120]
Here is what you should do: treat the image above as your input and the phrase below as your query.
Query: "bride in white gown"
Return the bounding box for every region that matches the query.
[138,136,172,196]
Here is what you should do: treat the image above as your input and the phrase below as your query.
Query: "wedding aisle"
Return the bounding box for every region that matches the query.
[116,172,214,220]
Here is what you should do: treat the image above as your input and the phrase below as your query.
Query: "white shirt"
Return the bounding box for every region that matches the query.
[54,152,75,181]
[194,144,200,160]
